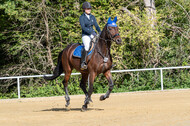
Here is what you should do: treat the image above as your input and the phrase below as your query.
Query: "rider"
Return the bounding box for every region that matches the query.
[79,1,101,70]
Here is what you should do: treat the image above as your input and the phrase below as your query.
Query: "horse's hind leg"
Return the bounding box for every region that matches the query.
[63,72,71,109]
[82,72,96,111]
[100,70,114,101]
[80,73,93,107]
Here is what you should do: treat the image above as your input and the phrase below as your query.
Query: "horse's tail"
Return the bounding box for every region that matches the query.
[44,51,63,80]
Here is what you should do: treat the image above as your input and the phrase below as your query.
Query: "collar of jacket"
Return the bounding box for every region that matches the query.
[83,13,92,20]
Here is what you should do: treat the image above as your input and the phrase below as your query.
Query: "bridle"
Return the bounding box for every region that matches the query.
[97,25,120,43]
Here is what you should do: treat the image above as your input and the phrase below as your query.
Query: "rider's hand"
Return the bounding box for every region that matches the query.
[90,34,94,39]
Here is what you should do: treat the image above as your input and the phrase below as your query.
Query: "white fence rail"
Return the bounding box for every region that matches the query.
[0,66,190,99]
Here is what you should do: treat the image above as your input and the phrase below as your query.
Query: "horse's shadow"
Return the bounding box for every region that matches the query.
[41,107,104,112]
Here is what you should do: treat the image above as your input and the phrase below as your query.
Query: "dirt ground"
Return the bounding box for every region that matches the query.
[0,89,190,126]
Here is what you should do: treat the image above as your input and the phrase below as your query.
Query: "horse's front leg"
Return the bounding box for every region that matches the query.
[100,70,114,101]
[80,73,88,97]
[82,72,96,111]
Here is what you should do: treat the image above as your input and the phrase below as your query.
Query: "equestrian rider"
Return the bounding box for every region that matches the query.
[79,2,101,70]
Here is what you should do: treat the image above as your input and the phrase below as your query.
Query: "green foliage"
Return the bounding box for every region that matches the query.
[0,0,189,99]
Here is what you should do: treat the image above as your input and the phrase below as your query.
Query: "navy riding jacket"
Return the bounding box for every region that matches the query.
[79,13,101,36]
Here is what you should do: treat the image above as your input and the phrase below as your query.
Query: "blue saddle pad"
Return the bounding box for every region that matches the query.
[73,45,93,58]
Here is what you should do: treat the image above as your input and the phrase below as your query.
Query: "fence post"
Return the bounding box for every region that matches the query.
[160,69,164,91]
[17,78,21,99]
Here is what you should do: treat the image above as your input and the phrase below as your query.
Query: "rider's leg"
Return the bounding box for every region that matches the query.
[81,35,91,70]
[81,49,87,69]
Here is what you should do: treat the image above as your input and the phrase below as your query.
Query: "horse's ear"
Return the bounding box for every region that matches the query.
[107,17,112,24]
[113,16,117,23]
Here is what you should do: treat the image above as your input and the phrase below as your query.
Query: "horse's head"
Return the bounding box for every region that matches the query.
[106,16,122,44]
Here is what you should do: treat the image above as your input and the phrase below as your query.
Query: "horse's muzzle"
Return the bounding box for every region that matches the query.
[115,38,122,44]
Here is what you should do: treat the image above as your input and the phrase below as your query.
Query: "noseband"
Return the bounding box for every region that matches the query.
[112,33,120,38]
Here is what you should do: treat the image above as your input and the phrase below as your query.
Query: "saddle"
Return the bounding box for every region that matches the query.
[73,41,95,58]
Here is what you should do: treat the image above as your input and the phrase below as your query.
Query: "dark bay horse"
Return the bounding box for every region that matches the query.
[44,17,122,111]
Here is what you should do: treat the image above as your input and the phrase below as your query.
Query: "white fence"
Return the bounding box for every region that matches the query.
[0,66,190,99]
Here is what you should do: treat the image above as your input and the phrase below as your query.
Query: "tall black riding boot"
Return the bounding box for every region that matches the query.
[81,49,88,70]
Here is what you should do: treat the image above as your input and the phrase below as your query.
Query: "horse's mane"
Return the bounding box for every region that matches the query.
[97,23,111,49]
[100,23,108,38]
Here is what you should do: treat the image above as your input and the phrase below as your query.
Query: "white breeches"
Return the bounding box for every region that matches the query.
[82,35,91,51]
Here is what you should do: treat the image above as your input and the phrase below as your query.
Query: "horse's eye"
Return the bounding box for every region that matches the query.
[108,27,112,30]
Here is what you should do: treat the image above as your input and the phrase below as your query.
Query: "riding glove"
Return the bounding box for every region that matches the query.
[90,34,94,39]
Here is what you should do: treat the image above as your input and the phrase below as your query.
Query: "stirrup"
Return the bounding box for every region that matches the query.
[81,62,87,70]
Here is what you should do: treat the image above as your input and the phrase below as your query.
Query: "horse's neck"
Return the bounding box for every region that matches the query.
[96,29,111,57]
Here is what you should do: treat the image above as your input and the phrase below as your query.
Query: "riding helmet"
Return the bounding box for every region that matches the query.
[82,2,92,9]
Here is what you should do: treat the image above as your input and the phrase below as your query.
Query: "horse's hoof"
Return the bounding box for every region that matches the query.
[100,95,106,101]
[81,105,87,112]
[65,105,71,111]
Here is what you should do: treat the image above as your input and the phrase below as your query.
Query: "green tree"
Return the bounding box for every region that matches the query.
[0,0,189,98]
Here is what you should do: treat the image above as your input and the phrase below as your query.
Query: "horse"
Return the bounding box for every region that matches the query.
[44,16,122,111]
